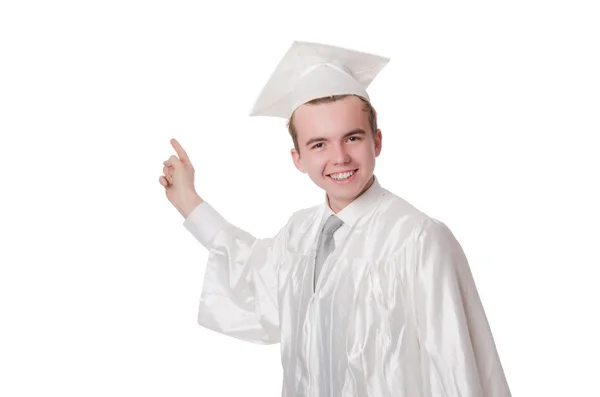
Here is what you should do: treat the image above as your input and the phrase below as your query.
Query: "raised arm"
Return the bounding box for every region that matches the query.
[160,138,284,344]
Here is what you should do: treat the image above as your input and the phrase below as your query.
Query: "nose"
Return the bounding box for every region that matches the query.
[331,143,350,165]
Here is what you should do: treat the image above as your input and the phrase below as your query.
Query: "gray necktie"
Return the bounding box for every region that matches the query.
[314,215,344,289]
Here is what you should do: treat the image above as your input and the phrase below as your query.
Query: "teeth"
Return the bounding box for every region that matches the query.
[330,170,355,180]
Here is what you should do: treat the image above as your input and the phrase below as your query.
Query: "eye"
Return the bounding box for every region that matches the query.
[311,143,324,149]
[348,136,361,142]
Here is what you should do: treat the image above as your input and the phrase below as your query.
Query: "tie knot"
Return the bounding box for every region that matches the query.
[322,215,344,236]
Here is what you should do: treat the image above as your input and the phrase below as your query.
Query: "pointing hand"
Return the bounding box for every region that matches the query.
[159,138,203,217]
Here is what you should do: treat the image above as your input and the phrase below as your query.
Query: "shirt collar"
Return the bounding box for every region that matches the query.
[323,175,386,228]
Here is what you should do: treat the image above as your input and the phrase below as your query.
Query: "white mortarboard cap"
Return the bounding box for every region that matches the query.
[249,41,390,119]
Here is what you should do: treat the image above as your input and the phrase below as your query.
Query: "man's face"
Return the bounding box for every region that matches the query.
[290,96,382,212]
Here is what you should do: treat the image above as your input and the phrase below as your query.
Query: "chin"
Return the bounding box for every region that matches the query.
[326,173,370,198]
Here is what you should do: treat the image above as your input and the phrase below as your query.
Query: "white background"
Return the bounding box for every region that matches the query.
[1,0,599,395]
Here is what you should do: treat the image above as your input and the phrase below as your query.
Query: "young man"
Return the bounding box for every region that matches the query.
[159,41,511,396]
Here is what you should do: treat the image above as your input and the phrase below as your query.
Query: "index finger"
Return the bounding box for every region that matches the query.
[170,138,191,164]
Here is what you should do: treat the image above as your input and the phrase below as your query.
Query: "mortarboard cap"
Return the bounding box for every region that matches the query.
[249,41,390,119]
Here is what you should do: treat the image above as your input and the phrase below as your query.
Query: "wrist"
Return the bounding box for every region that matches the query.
[177,191,204,219]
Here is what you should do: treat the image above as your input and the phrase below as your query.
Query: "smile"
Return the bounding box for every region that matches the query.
[327,169,358,182]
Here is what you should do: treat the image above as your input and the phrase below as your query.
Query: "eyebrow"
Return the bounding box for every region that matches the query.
[305,128,367,147]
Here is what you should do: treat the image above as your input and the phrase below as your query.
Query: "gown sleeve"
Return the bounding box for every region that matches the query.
[182,201,287,345]
[412,218,512,397]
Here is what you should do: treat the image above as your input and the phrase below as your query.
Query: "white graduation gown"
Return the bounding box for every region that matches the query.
[183,177,511,397]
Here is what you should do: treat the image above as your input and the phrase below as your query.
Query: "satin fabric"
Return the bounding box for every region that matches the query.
[183,180,511,397]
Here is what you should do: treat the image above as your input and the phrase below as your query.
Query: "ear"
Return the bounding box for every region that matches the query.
[291,148,306,173]
[374,129,383,157]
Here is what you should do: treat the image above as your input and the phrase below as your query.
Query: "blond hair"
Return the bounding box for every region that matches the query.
[286,94,378,153]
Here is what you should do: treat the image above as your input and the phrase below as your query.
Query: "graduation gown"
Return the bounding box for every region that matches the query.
[183,177,511,397]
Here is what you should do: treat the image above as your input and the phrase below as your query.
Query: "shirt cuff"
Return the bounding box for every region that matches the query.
[182,201,228,248]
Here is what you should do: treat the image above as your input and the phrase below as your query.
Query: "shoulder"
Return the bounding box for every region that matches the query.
[282,202,323,236]
[374,190,458,252]
[376,190,435,231]
[286,202,322,225]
